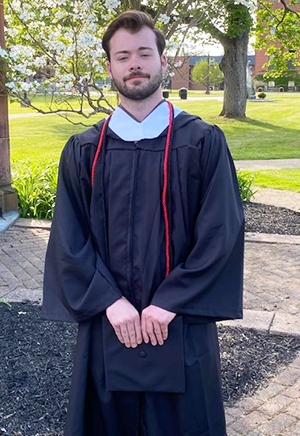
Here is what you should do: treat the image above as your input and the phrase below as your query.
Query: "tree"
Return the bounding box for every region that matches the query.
[1,0,115,124]
[256,0,300,78]
[191,58,224,91]
[1,0,257,120]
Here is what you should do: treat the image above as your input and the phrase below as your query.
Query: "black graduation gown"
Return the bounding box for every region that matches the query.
[42,110,244,436]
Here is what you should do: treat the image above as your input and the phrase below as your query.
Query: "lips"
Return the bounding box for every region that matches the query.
[125,74,149,81]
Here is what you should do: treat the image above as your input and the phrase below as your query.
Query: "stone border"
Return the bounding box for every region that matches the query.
[220,310,300,338]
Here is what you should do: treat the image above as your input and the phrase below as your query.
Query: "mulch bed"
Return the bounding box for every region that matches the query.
[244,202,300,235]
[0,303,300,436]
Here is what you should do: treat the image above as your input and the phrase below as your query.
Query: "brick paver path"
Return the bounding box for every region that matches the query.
[244,240,300,316]
[2,221,299,319]
[0,220,50,302]
[227,356,300,436]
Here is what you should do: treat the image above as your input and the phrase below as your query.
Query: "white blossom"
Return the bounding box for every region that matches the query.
[0,47,8,58]
[158,14,170,25]
[34,56,47,68]
[20,82,32,92]
[174,60,183,68]
[166,40,180,51]
[19,10,36,22]
[105,0,120,12]
[6,81,18,91]
[233,0,256,10]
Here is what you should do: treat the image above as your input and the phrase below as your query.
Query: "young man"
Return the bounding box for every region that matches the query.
[42,10,244,436]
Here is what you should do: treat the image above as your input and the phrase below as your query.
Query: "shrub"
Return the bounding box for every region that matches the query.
[237,170,257,202]
[11,159,58,220]
[258,92,266,99]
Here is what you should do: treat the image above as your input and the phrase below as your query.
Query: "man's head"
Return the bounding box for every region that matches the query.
[102,10,167,101]
[102,10,165,62]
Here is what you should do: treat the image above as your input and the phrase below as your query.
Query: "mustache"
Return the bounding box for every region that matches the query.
[124,72,150,81]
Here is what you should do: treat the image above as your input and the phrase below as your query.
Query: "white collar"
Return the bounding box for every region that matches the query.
[108,100,182,141]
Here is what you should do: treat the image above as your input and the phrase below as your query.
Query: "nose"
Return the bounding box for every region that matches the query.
[129,54,142,71]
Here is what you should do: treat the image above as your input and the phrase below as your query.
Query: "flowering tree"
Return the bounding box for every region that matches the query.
[1,0,257,120]
[1,0,116,123]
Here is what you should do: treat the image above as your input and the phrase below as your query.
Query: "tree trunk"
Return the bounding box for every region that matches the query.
[219,31,249,118]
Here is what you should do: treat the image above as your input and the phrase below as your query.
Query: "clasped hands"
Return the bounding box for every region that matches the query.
[106,296,176,348]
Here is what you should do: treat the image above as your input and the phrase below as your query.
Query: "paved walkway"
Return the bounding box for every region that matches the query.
[235,159,300,170]
[252,189,300,213]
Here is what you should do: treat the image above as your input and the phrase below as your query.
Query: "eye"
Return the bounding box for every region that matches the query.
[118,56,128,61]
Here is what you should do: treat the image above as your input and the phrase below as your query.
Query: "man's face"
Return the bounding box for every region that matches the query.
[107,26,167,101]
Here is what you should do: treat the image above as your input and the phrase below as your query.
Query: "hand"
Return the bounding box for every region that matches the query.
[106,297,142,348]
[141,305,176,346]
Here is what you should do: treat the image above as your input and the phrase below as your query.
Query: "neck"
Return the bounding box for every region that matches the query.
[119,88,164,122]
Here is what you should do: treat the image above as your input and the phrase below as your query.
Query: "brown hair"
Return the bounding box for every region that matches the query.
[102,10,166,61]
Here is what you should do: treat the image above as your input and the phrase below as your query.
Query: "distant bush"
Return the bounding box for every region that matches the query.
[237,170,257,202]
[258,92,266,99]
[12,159,58,220]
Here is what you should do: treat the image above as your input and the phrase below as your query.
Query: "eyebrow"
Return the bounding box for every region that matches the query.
[114,47,154,56]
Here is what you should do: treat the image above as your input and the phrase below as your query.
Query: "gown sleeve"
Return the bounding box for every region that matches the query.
[150,125,244,322]
[41,136,123,322]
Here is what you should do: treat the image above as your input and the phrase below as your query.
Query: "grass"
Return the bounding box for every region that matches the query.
[251,169,300,193]
[10,114,95,161]
[9,91,300,163]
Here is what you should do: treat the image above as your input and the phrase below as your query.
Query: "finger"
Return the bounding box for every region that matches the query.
[114,325,124,344]
[146,319,157,346]
[127,321,137,348]
[120,324,131,348]
[135,317,143,345]
[161,323,168,341]
[153,320,164,345]
[141,314,149,344]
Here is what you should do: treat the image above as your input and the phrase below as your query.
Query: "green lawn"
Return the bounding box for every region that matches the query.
[10,114,95,161]
[9,91,300,163]
[251,168,300,193]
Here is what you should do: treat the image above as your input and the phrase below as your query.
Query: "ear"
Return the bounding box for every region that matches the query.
[161,54,168,74]
[107,61,112,79]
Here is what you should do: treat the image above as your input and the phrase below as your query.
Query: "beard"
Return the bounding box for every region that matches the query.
[111,69,163,101]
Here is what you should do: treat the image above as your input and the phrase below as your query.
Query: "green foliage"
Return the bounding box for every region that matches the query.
[257,92,266,99]
[11,159,58,220]
[0,299,11,307]
[191,59,223,87]
[256,0,300,78]
[224,2,253,38]
[236,170,256,202]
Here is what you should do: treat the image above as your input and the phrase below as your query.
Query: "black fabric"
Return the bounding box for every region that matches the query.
[102,315,185,392]
[65,318,226,436]
[42,111,244,323]
[42,110,244,435]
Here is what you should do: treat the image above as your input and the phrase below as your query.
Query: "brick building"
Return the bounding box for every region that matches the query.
[170,55,255,90]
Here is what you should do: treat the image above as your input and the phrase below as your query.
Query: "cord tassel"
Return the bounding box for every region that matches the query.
[162,101,173,277]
